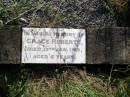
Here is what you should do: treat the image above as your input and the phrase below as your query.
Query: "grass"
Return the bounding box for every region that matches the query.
[23,80,112,97]
[0,66,129,97]
[0,0,38,25]
[115,80,129,97]
[3,67,129,97]
[22,69,115,97]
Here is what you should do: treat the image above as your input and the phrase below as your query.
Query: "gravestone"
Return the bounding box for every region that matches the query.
[22,28,86,64]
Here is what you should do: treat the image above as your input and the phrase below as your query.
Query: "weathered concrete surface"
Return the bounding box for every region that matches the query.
[0,26,130,64]
[0,26,21,64]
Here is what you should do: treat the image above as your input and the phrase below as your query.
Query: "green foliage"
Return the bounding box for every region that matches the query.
[0,0,35,25]
[22,71,115,97]
[0,68,28,97]
[0,6,8,19]
[57,80,113,97]
[23,80,114,97]
[7,69,28,97]
[8,80,25,97]
[0,67,130,97]
[115,80,129,97]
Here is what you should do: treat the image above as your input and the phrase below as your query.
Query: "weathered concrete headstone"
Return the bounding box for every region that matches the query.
[22,28,86,64]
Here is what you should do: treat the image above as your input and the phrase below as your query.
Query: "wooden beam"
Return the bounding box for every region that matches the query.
[0,26,130,64]
[0,26,21,64]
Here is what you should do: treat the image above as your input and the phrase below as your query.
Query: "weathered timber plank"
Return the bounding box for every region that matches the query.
[0,26,130,64]
[110,27,127,64]
[126,28,130,63]
[0,26,21,64]
[86,27,130,64]
[86,27,106,64]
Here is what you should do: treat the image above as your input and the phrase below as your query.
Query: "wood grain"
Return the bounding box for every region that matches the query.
[0,26,130,64]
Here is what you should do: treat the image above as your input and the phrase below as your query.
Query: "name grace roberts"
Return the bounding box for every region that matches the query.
[26,38,80,45]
